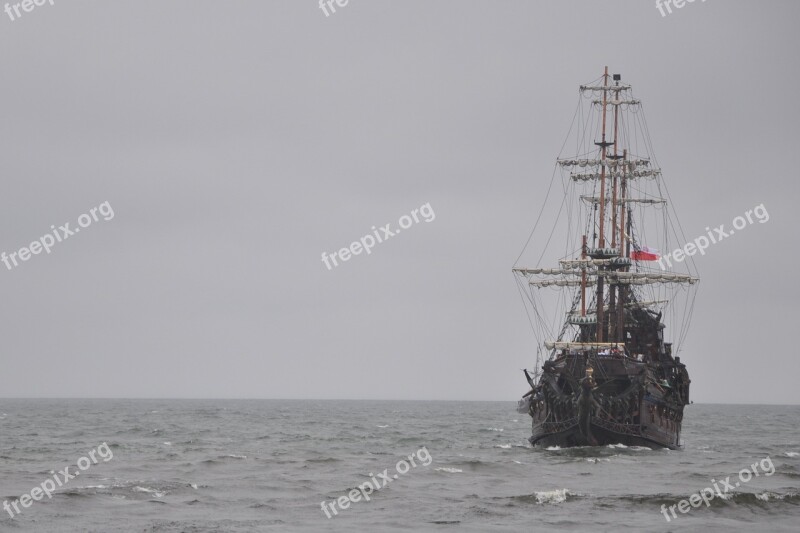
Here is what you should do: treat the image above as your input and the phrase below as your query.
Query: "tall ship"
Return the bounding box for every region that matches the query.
[514,68,698,449]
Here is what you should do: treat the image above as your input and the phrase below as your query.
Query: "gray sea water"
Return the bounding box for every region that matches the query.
[0,400,798,532]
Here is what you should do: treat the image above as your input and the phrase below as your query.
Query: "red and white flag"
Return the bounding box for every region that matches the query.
[631,246,660,261]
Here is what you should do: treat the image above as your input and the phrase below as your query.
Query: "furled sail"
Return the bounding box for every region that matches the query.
[580,196,666,205]
[527,272,697,287]
[513,268,584,276]
[558,258,632,268]
[570,169,661,181]
[544,341,626,350]
[591,99,641,106]
[557,158,651,169]
[579,84,632,92]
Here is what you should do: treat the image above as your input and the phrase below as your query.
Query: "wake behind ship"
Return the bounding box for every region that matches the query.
[514,68,699,450]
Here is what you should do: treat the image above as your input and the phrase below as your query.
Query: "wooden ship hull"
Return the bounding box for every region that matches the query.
[522,349,690,450]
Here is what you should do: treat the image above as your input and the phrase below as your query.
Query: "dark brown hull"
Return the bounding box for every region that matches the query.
[530,405,682,450]
[522,351,689,450]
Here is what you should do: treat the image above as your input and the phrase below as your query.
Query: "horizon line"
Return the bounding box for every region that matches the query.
[0,397,797,406]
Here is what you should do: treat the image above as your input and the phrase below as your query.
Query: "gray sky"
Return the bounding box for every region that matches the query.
[0,1,797,404]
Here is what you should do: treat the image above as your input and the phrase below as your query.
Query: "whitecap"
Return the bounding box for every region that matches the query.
[755,491,794,501]
[435,467,463,473]
[785,452,799,458]
[535,489,572,504]
[163,442,172,446]
[495,444,512,449]
[607,443,628,449]
[133,486,166,498]
[190,483,198,490]
[487,428,504,432]
[545,446,561,451]
[376,425,389,428]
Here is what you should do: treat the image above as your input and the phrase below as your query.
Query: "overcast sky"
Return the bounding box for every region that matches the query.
[0,1,797,404]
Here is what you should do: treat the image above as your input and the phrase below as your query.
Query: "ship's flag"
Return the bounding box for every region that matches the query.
[631,246,660,261]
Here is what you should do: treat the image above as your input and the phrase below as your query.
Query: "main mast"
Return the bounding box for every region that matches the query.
[616,149,628,341]
[594,67,611,343]
[608,74,621,342]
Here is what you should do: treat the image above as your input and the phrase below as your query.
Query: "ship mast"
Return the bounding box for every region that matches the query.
[608,74,621,342]
[594,67,611,342]
[616,149,628,341]
[581,235,587,317]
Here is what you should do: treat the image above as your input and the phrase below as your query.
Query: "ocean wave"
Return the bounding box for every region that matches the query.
[305,457,340,463]
[606,443,654,451]
[686,491,800,507]
[506,489,576,505]
[753,491,799,502]
[599,491,800,508]
[133,486,166,498]
[785,451,799,458]
[535,489,573,504]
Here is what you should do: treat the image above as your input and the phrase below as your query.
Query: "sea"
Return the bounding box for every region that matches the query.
[0,400,797,532]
